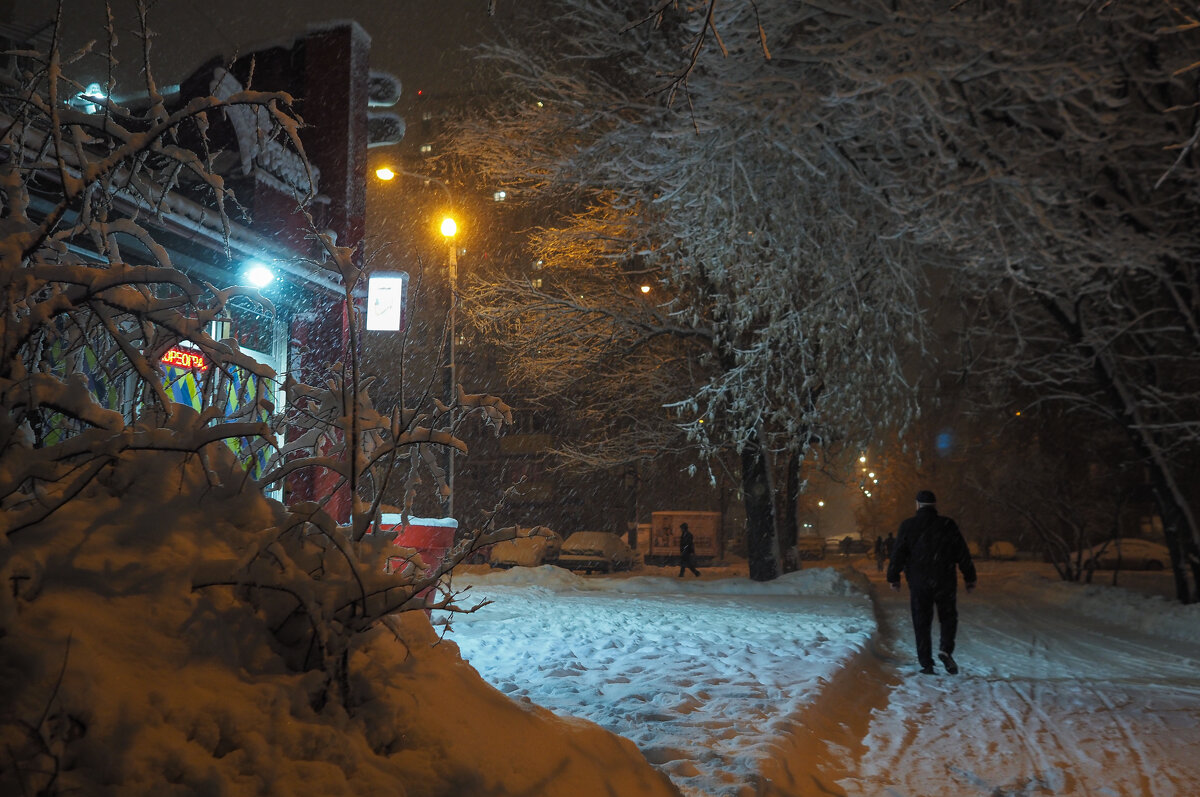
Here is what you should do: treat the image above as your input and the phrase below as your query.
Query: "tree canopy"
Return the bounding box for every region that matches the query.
[453,0,939,579]
[450,0,1200,593]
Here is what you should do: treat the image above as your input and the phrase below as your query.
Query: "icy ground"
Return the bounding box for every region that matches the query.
[443,559,1200,797]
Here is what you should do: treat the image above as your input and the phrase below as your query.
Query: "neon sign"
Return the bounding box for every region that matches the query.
[161,346,208,371]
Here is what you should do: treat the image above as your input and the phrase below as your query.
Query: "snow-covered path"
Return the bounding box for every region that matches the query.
[445,566,874,795]
[841,565,1200,797]
[444,561,1200,796]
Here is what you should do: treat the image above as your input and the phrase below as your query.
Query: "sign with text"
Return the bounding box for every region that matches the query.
[366,271,409,331]
[161,345,208,371]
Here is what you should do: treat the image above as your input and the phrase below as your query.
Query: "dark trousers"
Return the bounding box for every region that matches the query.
[679,552,700,576]
[909,587,958,668]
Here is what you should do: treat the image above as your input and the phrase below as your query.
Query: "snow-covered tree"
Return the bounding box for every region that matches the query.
[462,0,1200,597]
[452,0,932,581]
[807,0,1200,602]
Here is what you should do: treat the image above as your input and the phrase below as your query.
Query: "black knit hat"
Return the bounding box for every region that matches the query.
[916,490,937,504]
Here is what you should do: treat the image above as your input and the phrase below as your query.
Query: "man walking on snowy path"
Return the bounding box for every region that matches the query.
[678,522,701,577]
[887,490,976,675]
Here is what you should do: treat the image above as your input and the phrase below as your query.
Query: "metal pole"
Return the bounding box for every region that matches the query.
[448,240,457,518]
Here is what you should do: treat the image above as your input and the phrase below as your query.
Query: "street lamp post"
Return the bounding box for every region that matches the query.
[440,216,458,518]
[373,166,461,518]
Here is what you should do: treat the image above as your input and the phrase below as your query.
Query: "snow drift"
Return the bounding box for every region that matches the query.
[0,442,678,796]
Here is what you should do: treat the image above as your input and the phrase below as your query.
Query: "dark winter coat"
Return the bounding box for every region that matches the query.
[886,507,976,593]
[679,528,695,556]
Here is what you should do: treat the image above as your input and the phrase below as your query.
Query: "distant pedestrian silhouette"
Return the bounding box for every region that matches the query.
[678,522,701,577]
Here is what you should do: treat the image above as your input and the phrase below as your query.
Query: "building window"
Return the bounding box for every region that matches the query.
[531,278,543,289]
[493,190,507,202]
[420,143,432,155]
[227,295,274,354]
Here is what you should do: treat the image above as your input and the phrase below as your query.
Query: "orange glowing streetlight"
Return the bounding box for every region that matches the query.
[442,215,459,515]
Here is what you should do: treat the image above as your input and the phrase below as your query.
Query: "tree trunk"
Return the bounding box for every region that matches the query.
[741,434,779,582]
[1155,481,1195,604]
[780,450,801,571]
[1039,295,1199,603]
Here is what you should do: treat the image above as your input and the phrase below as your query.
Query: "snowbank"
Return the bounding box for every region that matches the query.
[1011,570,1200,644]
[453,562,867,598]
[0,445,678,796]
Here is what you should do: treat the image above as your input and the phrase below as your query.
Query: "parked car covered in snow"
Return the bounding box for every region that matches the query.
[794,536,826,561]
[988,541,1018,560]
[489,526,564,568]
[1077,538,1170,571]
[556,531,636,574]
[826,533,870,556]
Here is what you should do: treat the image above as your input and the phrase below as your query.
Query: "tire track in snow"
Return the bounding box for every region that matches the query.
[838,566,1200,796]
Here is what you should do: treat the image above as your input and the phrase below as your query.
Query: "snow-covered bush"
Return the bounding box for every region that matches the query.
[0,426,675,796]
[211,225,516,710]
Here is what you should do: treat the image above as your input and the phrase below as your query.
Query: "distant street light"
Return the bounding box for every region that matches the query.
[375,166,396,181]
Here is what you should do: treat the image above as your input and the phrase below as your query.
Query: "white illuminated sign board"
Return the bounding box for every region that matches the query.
[365,272,409,331]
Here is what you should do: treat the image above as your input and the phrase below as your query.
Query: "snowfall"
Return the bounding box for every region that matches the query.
[3,444,1199,796]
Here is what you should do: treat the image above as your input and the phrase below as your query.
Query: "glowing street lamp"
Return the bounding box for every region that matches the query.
[244,263,274,288]
[76,82,107,114]
[372,166,461,517]
[442,216,459,517]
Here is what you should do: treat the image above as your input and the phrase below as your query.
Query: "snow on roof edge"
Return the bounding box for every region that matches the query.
[306,19,372,46]
[380,514,459,528]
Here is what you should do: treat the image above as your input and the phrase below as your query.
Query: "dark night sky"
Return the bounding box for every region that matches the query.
[8,0,509,99]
